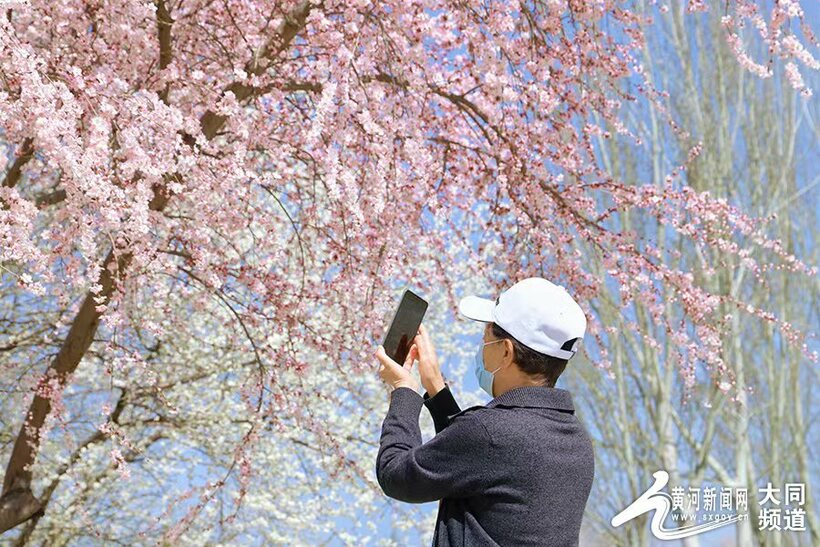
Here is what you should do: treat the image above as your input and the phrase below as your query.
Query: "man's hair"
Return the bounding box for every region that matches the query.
[490,322,573,387]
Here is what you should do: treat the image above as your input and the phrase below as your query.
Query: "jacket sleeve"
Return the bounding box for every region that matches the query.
[422,384,462,433]
[376,387,492,504]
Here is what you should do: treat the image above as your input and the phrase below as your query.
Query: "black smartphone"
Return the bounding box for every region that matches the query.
[382,288,428,364]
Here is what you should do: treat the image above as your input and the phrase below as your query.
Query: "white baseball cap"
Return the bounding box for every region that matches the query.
[458,277,586,360]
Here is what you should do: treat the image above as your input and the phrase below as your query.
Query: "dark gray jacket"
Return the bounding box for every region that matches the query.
[376,384,594,546]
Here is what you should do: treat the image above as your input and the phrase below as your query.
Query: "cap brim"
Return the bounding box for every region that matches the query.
[458,295,495,322]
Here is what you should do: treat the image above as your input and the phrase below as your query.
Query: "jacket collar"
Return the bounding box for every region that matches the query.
[487,385,575,413]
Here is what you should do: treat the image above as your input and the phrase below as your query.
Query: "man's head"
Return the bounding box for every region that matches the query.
[479,322,570,395]
[486,322,569,387]
[460,277,586,397]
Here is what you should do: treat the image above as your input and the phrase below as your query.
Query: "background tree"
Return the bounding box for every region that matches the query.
[571,3,818,546]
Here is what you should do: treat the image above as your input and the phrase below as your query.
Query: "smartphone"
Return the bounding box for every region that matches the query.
[382,289,428,364]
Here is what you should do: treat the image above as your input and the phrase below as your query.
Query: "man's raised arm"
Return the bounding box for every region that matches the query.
[422,383,462,434]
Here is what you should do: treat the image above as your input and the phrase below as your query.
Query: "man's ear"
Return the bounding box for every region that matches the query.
[503,339,515,366]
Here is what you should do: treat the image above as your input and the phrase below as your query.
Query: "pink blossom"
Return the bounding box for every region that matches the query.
[0,0,815,540]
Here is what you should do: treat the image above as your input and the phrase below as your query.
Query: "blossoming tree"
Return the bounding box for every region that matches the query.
[0,0,816,542]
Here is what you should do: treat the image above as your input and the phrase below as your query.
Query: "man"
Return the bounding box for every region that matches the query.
[374,277,595,546]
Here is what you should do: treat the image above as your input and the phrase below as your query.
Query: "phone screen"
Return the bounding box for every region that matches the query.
[382,289,428,364]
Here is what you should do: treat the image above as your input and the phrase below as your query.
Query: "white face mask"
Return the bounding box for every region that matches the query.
[474,339,503,397]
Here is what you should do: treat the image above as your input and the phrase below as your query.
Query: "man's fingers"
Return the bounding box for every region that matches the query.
[375,345,398,368]
[414,326,430,356]
[419,323,430,342]
[403,350,416,371]
[416,325,434,361]
[413,331,424,347]
[403,344,418,367]
[419,323,432,348]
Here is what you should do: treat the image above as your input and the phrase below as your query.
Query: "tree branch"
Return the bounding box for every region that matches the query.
[1,138,33,190]
[0,138,34,211]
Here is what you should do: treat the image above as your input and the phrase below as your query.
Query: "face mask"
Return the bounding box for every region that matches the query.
[474,339,504,397]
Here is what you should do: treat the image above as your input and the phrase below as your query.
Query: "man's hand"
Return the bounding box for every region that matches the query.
[375,344,420,393]
[413,324,446,396]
